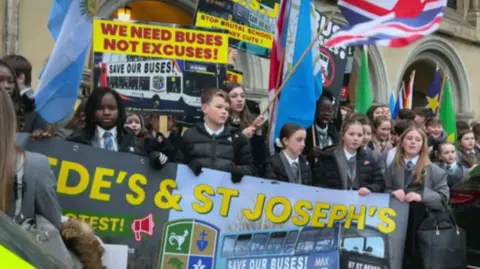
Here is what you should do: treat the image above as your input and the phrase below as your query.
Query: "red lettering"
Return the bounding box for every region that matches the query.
[162,30,172,41]
[131,26,142,38]
[196,33,205,45]
[175,32,185,42]
[151,43,162,54]
[101,23,117,35]
[203,48,212,60]
[118,25,127,37]
[214,35,223,46]
[129,41,139,52]
[143,27,152,39]
[117,40,129,51]
[163,45,174,56]
[142,42,151,53]
[185,46,195,58]
[205,34,214,46]
[103,38,116,50]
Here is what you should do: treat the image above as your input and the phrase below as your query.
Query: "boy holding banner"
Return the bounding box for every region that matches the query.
[180,88,256,182]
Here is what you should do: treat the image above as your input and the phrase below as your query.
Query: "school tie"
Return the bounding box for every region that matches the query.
[446,164,453,173]
[405,160,414,171]
[291,162,299,179]
[103,131,114,151]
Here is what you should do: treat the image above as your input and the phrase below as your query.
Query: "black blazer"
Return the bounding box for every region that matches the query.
[264,152,312,186]
[303,123,340,166]
[312,146,385,192]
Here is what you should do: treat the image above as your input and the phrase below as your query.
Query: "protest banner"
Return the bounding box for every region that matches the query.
[92,19,228,116]
[93,19,229,64]
[194,0,280,58]
[226,68,244,84]
[21,136,408,269]
[316,11,351,115]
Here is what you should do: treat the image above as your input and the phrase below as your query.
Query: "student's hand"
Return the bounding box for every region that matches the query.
[157,135,164,143]
[31,129,51,140]
[469,164,478,172]
[358,187,371,197]
[231,167,244,184]
[242,126,256,138]
[391,189,406,202]
[252,115,264,128]
[405,192,422,202]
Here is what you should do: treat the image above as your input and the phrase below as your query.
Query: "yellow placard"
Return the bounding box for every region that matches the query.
[93,19,229,64]
[195,12,273,49]
[226,69,244,84]
[0,245,35,269]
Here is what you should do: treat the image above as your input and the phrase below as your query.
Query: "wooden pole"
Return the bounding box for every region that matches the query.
[260,11,336,117]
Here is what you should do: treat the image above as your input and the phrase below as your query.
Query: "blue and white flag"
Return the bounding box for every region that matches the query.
[34,0,92,124]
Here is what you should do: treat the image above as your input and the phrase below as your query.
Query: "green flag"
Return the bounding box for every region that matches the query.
[355,46,372,114]
[438,78,457,143]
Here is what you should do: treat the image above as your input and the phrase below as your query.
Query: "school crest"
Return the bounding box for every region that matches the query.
[158,219,219,269]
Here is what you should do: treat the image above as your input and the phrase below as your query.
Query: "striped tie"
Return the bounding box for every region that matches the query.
[103,131,114,151]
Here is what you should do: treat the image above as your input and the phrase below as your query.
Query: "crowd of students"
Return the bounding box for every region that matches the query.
[0,54,476,268]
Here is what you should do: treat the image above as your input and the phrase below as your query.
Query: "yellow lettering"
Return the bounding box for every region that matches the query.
[217,187,239,217]
[265,197,291,224]
[89,216,99,227]
[291,200,312,227]
[64,213,76,219]
[345,205,366,230]
[78,214,90,223]
[377,208,396,234]
[192,184,215,214]
[327,204,348,228]
[47,157,58,166]
[154,179,182,211]
[243,194,265,221]
[99,217,109,231]
[311,202,330,228]
[126,173,147,205]
[89,167,115,201]
[111,218,120,232]
[57,161,89,195]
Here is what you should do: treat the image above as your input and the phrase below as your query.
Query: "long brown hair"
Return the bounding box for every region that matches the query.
[225,82,253,129]
[394,126,430,184]
[0,90,21,212]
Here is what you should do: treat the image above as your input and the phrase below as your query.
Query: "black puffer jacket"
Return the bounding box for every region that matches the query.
[181,122,256,176]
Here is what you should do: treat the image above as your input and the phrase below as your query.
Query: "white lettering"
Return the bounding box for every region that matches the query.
[314,257,329,267]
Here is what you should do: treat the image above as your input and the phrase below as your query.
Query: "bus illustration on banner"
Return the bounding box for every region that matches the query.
[216,222,390,269]
[97,54,218,114]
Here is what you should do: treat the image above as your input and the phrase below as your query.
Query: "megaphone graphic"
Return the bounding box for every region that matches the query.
[131,213,155,242]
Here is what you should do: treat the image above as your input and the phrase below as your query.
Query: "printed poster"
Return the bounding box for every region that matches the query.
[92,19,229,116]
[194,0,281,58]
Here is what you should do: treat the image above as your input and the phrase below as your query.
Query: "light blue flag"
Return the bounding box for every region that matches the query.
[273,0,323,140]
[388,90,396,116]
[34,0,92,124]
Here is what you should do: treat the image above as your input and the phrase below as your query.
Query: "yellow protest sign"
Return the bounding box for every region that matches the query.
[92,19,229,64]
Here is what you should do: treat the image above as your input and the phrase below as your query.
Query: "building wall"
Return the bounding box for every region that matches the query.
[18,0,54,88]
[0,0,5,56]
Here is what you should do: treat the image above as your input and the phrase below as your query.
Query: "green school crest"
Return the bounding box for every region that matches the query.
[158,219,219,269]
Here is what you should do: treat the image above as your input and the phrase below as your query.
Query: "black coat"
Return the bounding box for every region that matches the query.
[264,152,312,186]
[312,146,385,192]
[66,127,145,156]
[180,122,256,176]
[303,123,340,166]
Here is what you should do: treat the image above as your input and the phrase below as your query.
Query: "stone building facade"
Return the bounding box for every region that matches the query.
[1,0,480,120]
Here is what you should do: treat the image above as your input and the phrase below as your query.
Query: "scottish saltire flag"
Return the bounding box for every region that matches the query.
[324,0,447,48]
[424,66,442,116]
[269,0,323,150]
[34,0,93,124]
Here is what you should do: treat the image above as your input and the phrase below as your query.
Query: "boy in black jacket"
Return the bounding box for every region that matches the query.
[181,88,256,182]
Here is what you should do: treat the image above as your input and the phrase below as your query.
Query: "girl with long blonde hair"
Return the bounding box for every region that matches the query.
[384,125,449,269]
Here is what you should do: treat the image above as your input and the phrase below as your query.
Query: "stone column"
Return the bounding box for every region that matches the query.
[3,0,19,55]
[467,0,480,27]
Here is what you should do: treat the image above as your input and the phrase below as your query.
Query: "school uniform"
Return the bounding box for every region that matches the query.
[67,126,145,156]
[370,138,393,153]
[436,161,469,188]
[264,151,312,186]
[303,123,340,166]
[384,158,449,269]
[312,146,385,192]
[457,149,477,168]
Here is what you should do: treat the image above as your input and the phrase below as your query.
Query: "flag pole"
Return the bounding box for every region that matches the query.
[435,75,448,118]
[260,10,336,117]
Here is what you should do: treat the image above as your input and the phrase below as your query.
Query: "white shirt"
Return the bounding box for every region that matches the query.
[204,123,224,137]
[444,161,458,171]
[404,155,419,166]
[344,149,357,161]
[95,126,118,151]
[282,151,299,166]
[315,124,328,134]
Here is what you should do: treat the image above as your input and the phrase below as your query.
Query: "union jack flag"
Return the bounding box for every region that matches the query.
[325,0,447,48]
